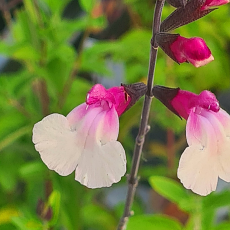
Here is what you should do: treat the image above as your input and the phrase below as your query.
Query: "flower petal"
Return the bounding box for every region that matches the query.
[178,111,219,195]
[75,141,126,188]
[74,106,126,188]
[32,105,104,177]
[32,114,81,176]
[202,109,230,182]
[177,145,218,196]
[186,109,210,148]
[66,103,88,130]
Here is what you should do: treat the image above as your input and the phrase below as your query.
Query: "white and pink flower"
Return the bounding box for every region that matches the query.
[152,86,230,196]
[32,84,132,188]
[173,90,230,196]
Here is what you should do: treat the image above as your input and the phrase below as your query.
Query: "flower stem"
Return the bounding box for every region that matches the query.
[117,0,165,229]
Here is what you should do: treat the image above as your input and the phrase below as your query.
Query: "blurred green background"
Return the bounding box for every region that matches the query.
[0,0,230,229]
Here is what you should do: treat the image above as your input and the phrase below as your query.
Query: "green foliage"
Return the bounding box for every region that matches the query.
[126,214,183,230]
[149,176,192,212]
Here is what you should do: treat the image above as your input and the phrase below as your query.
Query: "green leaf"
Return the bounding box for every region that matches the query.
[126,214,182,230]
[48,190,61,226]
[203,190,230,210]
[213,222,230,230]
[42,0,71,14]
[0,207,19,225]
[12,44,39,61]
[79,0,96,13]
[0,125,31,152]
[19,161,46,180]
[82,204,117,230]
[149,176,192,211]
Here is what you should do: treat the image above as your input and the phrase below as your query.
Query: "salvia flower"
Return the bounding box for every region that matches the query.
[152,86,230,196]
[32,83,146,188]
[170,36,214,67]
[201,0,230,10]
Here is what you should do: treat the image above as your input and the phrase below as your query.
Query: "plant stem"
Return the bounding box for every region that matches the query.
[117,0,165,229]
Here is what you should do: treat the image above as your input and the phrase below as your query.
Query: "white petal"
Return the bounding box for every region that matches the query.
[32,114,81,176]
[179,111,219,196]
[75,141,126,188]
[178,145,218,196]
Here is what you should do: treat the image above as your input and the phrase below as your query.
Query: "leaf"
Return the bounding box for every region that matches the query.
[82,204,117,230]
[42,0,71,14]
[126,214,182,230]
[79,0,96,13]
[213,222,230,230]
[11,216,43,230]
[0,207,19,225]
[203,190,230,210]
[149,176,192,211]
[19,161,46,180]
[48,190,61,226]
[0,126,31,152]
[12,44,40,61]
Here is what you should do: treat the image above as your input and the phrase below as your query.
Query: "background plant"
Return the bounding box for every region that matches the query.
[0,0,230,229]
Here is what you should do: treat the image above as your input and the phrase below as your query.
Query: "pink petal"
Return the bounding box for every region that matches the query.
[86,84,115,107]
[186,109,216,150]
[86,106,119,145]
[107,86,131,116]
[66,103,88,129]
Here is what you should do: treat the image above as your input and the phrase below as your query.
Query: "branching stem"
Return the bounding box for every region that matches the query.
[117,0,165,229]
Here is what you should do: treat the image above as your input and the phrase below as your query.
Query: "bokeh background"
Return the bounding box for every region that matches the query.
[0,0,230,229]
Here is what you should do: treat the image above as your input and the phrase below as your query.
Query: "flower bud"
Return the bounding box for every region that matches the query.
[170,36,214,67]
[201,0,229,10]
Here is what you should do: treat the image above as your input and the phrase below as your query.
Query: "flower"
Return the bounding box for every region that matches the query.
[152,86,230,196]
[201,0,230,10]
[170,36,214,67]
[33,83,147,189]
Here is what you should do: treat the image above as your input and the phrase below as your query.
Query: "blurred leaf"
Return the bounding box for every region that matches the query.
[0,207,19,225]
[11,216,43,230]
[79,0,96,13]
[149,176,192,212]
[126,214,182,230]
[0,126,31,152]
[203,190,230,210]
[48,190,61,226]
[19,161,46,180]
[42,0,71,14]
[213,222,230,230]
[82,204,117,230]
[12,44,39,61]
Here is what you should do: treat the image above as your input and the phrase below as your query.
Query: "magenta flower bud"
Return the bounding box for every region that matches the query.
[170,36,214,67]
[201,0,229,10]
